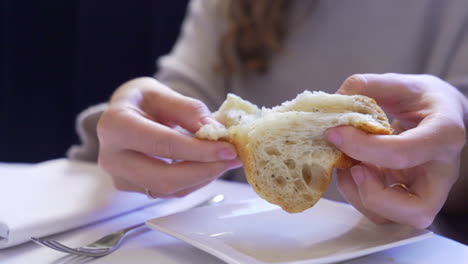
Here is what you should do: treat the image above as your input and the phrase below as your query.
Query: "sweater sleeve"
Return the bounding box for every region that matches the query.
[154,0,227,111]
[66,103,108,162]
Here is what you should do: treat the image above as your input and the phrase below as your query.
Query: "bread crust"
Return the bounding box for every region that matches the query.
[238,141,342,213]
[233,118,390,213]
[335,115,392,169]
[196,91,392,213]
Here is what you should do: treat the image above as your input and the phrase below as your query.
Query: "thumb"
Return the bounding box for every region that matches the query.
[119,78,219,133]
[326,125,451,169]
[149,94,217,133]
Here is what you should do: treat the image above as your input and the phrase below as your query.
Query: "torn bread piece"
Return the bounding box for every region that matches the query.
[196,91,392,213]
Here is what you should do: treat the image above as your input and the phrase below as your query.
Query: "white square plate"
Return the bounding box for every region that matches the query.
[146,198,432,264]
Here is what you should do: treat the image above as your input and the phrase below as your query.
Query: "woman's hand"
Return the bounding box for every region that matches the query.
[326,73,467,228]
[97,77,241,198]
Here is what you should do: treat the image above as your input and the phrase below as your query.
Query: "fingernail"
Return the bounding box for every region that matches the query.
[218,148,237,160]
[200,116,220,125]
[326,130,342,146]
[351,165,365,185]
[226,159,243,169]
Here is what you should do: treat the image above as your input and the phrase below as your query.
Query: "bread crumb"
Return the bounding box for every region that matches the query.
[196,123,228,140]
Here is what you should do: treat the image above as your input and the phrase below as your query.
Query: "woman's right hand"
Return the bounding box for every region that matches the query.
[97,77,241,198]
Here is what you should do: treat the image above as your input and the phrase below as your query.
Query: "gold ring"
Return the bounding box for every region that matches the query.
[388,182,410,192]
[144,188,157,199]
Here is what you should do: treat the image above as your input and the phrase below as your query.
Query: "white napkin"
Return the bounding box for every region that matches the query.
[0,158,163,249]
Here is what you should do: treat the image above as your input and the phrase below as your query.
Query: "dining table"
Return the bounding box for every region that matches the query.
[0,162,467,264]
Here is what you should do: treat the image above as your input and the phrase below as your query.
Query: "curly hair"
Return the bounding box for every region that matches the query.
[218,0,293,78]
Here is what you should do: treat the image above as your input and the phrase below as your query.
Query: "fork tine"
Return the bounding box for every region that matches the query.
[44,240,77,253]
[31,238,71,254]
[49,243,109,257]
[30,237,47,247]
[31,238,63,252]
[76,247,110,253]
[43,241,75,253]
[32,237,109,257]
[47,240,109,254]
[44,240,79,253]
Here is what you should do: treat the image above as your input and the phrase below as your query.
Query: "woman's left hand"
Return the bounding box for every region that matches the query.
[326,73,467,228]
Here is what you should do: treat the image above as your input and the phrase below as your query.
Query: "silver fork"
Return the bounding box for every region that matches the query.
[31,194,225,257]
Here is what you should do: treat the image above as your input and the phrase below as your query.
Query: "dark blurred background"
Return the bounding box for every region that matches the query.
[0,0,189,162]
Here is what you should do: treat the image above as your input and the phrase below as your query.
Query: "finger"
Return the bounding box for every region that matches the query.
[409,161,459,210]
[336,73,426,115]
[99,149,242,196]
[142,91,215,133]
[336,168,390,224]
[351,164,435,228]
[326,121,462,169]
[98,108,237,162]
[113,77,217,133]
[111,174,213,198]
[110,174,142,193]
[108,171,213,198]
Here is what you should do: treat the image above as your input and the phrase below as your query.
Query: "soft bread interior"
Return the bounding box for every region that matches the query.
[196,91,392,213]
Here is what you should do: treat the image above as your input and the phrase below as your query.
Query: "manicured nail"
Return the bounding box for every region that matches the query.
[351,165,365,186]
[200,116,220,125]
[326,130,342,146]
[227,159,243,169]
[218,148,237,160]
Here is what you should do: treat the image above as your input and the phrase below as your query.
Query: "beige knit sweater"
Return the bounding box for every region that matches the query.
[68,0,468,202]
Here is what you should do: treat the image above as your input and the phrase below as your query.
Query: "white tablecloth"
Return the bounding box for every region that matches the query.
[0,159,172,248]
[0,176,467,263]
